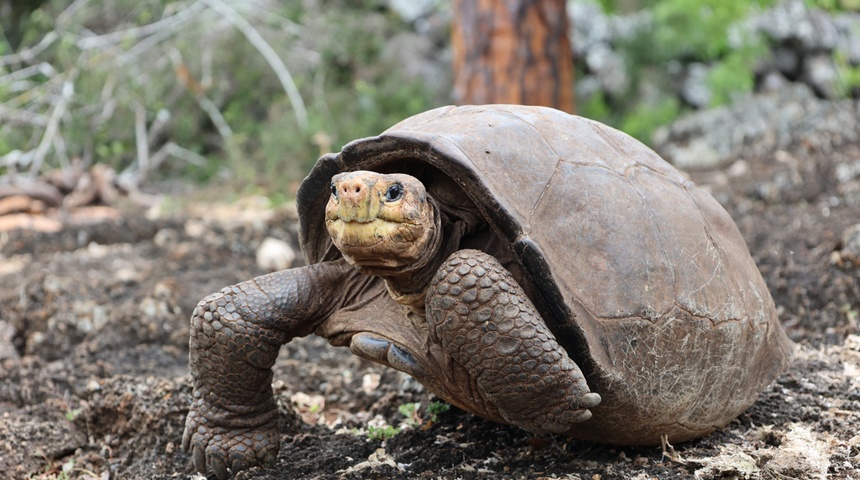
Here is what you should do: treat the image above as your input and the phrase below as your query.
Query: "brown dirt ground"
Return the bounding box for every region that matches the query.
[2,137,860,480]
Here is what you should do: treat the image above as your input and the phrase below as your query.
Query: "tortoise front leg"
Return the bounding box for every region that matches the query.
[426,249,601,434]
[182,260,354,479]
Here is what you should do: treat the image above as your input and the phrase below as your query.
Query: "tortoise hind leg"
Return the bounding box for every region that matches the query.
[426,249,600,434]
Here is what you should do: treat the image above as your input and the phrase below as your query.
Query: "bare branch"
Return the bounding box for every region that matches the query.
[56,0,91,26]
[0,63,58,84]
[121,141,207,184]
[134,102,150,177]
[201,0,308,130]
[147,109,171,147]
[162,143,207,167]
[4,70,67,109]
[0,32,59,67]
[75,1,204,50]
[118,10,203,64]
[0,106,48,127]
[0,150,33,171]
[168,49,233,140]
[29,72,77,176]
[197,96,233,139]
[53,134,70,169]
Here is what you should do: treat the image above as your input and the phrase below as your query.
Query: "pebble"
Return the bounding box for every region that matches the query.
[256,237,296,272]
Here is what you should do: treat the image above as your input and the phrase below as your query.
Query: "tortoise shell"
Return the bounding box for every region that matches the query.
[297,105,792,445]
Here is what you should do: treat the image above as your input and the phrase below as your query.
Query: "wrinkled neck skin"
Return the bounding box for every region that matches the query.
[353,197,451,312]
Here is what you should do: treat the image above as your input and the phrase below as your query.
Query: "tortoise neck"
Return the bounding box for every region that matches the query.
[360,197,451,309]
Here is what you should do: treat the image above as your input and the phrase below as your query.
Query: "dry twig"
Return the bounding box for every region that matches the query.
[201,0,308,130]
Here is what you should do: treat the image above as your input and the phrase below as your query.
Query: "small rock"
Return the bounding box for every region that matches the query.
[345,448,401,473]
[803,54,841,98]
[693,444,759,479]
[760,71,789,92]
[184,220,207,238]
[570,0,612,55]
[585,43,629,95]
[727,160,750,178]
[772,47,801,78]
[291,391,325,424]
[153,228,179,248]
[0,320,19,361]
[256,237,296,272]
[758,424,832,479]
[362,373,381,395]
[681,63,712,109]
[387,0,437,23]
[834,224,860,266]
[664,138,721,170]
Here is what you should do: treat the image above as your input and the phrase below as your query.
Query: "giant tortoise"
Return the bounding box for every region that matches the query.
[183,105,793,478]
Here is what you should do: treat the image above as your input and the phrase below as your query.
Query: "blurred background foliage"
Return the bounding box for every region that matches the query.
[1,0,858,198]
[580,0,774,140]
[579,0,860,140]
[0,0,447,198]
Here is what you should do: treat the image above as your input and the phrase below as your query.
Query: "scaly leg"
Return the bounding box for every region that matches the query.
[426,249,600,434]
[182,260,356,479]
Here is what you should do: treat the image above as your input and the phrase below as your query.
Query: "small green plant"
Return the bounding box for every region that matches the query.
[64,407,82,422]
[398,402,422,428]
[367,424,399,440]
[835,52,860,97]
[840,303,858,326]
[395,400,450,429]
[427,401,451,422]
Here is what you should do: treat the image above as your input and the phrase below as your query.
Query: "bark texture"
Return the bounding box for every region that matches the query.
[452,0,575,112]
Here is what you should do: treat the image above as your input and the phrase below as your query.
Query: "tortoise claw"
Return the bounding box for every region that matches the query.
[350,333,427,378]
[349,333,390,361]
[387,343,426,377]
[191,444,206,474]
[210,454,229,480]
[579,392,602,409]
[183,396,280,478]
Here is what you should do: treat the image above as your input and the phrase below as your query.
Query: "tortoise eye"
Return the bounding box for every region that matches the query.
[330,182,338,198]
[384,183,404,202]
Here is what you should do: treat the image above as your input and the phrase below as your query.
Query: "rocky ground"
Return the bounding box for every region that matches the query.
[2,92,860,480]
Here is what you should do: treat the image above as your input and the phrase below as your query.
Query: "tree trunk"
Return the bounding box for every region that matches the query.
[452,0,575,113]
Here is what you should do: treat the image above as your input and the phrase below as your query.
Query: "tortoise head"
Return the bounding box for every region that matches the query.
[325,171,439,271]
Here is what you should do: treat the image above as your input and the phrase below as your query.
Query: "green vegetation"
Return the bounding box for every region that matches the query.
[579,0,777,141]
[367,424,400,440]
[399,400,450,427]
[580,0,858,143]
[0,0,442,197]
[398,402,422,428]
[835,51,860,97]
[361,401,451,440]
[427,400,451,422]
[805,0,860,11]
[5,0,859,189]
[64,407,82,422]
